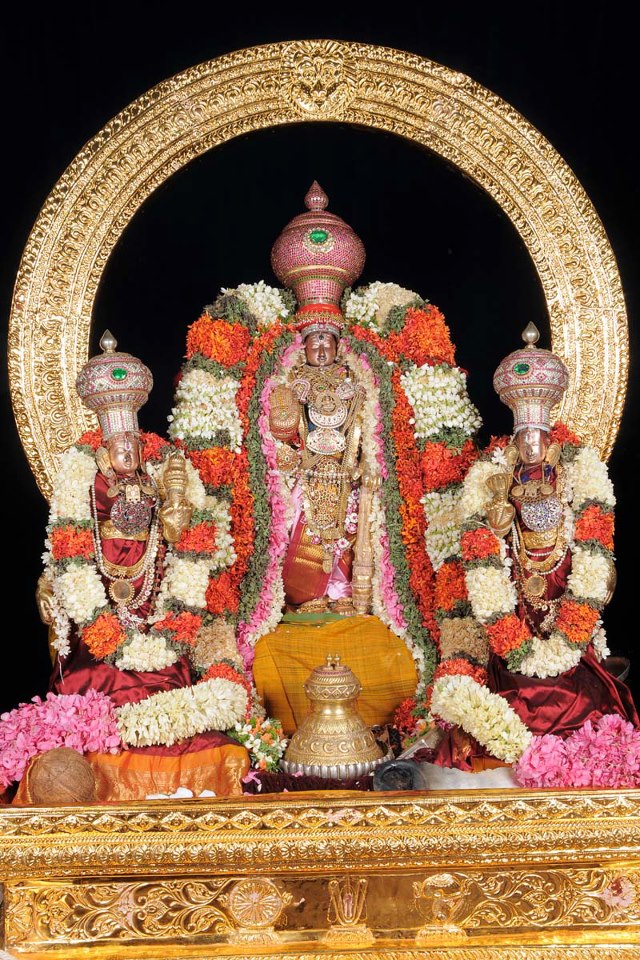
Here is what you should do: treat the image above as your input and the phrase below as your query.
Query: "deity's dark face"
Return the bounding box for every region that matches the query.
[516,427,548,466]
[304,331,338,367]
[107,431,142,475]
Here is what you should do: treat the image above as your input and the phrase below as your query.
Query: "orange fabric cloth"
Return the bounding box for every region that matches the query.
[253,615,418,735]
[13,743,249,804]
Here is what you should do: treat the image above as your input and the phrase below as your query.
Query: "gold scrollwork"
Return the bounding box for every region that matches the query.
[8,41,627,499]
[4,878,231,946]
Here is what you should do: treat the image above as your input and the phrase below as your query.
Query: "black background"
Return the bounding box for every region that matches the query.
[1,6,638,713]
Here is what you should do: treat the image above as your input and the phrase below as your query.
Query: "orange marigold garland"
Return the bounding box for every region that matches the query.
[50,526,94,562]
[186,314,251,367]
[153,611,202,646]
[433,658,488,686]
[421,439,476,490]
[461,527,501,562]
[555,600,601,646]
[574,504,614,551]
[175,522,218,555]
[82,612,125,659]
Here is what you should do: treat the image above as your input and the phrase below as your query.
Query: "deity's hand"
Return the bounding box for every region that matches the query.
[159,496,193,544]
[158,453,193,543]
[362,471,382,491]
[486,501,515,538]
[36,573,56,626]
[269,385,300,441]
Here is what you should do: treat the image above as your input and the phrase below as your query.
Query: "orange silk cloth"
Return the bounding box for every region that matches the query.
[14,740,249,804]
[253,615,418,735]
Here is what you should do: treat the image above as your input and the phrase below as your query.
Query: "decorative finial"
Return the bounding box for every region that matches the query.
[100,330,118,354]
[305,181,329,211]
[521,322,540,349]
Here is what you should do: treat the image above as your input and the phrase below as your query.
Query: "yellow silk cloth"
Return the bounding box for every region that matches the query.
[14,744,249,804]
[254,615,418,735]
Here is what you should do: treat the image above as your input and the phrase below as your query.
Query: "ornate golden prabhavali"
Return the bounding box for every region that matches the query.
[1,789,640,957]
[8,40,627,498]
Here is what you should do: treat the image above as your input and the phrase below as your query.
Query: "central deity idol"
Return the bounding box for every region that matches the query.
[270,183,368,613]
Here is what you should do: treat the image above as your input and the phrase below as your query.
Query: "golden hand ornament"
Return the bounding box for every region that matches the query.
[158,453,192,543]
[269,384,300,441]
[36,573,56,626]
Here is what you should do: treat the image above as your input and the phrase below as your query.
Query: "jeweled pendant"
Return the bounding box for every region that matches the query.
[524,574,546,598]
[109,580,135,604]
[511,484,525,498]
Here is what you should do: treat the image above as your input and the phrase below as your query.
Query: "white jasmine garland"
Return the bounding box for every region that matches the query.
[184,459,208,509]
[422,488,461,571]
[425,520,460,571]
[116,678,248,747]
[343,284,381,326]
[591,625,610,661]
[567,446,616,509]
[231,281,289,328]
[431,674,532,763]
[168,369,242,449]
[517,633,583,678]
[400,364,481,441]
[49,448,98,521]
[344,281,420,333]
[114,632,179,671]
[465,565,518,622]
[457,461,502,521]
[159,556,210,609]
[567,546,610,603]
[55,564,107,625]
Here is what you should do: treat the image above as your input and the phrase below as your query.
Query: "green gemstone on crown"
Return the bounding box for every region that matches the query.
[513,362,530,375]
[111,367,128,381]
[309,228,329,244]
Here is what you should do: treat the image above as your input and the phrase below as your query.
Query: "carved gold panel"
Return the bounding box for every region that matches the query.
[1,790,640,956]
[8,40,627,498]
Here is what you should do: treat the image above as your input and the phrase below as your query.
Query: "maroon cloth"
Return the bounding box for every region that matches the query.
[489,647,639,737]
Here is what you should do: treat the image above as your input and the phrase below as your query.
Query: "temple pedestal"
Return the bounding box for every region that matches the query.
[1,788,640,958]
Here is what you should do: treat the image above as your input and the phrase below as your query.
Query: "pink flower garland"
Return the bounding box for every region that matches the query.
[354,351,407,636]
[0,690,122,788]
[236,339,302,657]
[515,714,640,789]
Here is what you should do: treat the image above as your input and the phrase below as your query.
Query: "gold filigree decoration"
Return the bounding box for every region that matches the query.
[7,41,627,499]
[4,878,231,946]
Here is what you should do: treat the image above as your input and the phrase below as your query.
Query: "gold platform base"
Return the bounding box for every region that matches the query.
[1,788,640,958]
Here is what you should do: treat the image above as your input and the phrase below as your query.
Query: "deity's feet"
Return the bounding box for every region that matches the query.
[328,599,358,617]
[296,597,331,613]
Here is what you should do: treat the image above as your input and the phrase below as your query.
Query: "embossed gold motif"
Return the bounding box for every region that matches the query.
[281,39,357,117]
[323,876,375,947]
[8,41,627,498]
[219,877,292,945]
[414,873,468,944]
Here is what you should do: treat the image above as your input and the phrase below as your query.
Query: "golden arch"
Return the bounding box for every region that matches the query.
[8,40,627,498]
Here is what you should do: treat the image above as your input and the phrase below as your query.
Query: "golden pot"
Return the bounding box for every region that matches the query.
[282,655,387,779]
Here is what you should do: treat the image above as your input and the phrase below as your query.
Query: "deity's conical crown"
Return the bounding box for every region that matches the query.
[271,182,366,339]
[493,322,569,433]
[76,331,153,439]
